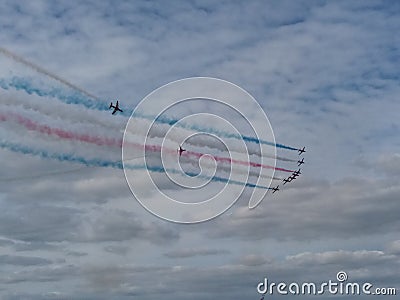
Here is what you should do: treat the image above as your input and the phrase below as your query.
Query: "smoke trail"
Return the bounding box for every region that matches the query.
[0,140,272,190]
[181,156,283,181]
[0,166,88,182]
[0,75,299,151]
[1,93,296,164]
[0,47,299,151]
[2,110,282,180]
[139,164,272,190]
[151,114,298,151]
[145,125,297,162]
[0,93,125,134]
[184,150,294,173]
[1,111,295,173]
[0,47,99,100]
[0,140,122,168]
[0,77,110,112]
[1,112,122,148]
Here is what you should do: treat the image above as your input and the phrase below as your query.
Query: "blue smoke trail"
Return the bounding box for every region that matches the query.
[0,77,112,112]
[0,140,123,168]
[0,76,298,151]
[0,140,271,190]
[143,164,271,190]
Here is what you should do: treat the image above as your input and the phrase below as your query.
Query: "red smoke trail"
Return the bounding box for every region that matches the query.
[1,112,295,173]
[185,150,294,173]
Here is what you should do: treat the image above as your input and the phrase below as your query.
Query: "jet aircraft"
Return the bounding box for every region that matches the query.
[297,158,305,166]
[293,169,301,176]
[109,100,123,115]
[298,146,306,155]
[271,185,280,193]
[177,145,186,157]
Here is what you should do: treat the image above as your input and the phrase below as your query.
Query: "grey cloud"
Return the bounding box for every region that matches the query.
[0,238,14,247]
[48,246,400,299]
[287,250,395,268]
[0,196,177,246]
[368,153,400,177]
[13,242,60,252]
[386,240,400,255]
[0,240,399,299]
[0,254,52,266]
[208,176,400,241]
[80,209,180,244]
[1,263,79,284]
[164,247,230,258]
[0,1,399,299]
[65,250,88,257]
[236,254,271,267]
[0,203,83,242]
[104,244,130,256]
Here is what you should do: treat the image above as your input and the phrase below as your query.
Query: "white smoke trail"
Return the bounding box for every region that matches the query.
[0,50,300,177]
[0,47,99,100]
[0,48,297,179]
[0,166,88,182]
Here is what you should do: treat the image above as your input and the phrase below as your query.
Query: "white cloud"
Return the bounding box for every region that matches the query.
[0,0,399,299]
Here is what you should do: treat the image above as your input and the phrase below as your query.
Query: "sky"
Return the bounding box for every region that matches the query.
[0,0,399,299]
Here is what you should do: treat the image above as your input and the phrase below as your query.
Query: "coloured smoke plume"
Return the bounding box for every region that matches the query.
[123,77,278,223]
[0,47,99,100]
[0,49,304,222]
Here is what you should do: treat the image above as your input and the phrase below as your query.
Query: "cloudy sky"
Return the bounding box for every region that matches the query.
[0,0,399,299]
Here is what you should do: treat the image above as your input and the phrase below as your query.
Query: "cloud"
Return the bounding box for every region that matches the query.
[287,250,394,268]
[0,254,52,266]
[363,153,400,177]
[236,254,271,267]
[0,202,83,242]
[164,247,230,258]
[80,209,180,244]
[7,246,394,300]
[386,240,400,255]
[0,1,399,299]
[207,175,400,241]
[103,244,130,256]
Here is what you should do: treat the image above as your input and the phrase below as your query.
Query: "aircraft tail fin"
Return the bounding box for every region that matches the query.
[109,102,113,109]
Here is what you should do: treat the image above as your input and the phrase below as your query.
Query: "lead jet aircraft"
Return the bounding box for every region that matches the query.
[109,100,123,115]
[298,146,306,155]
